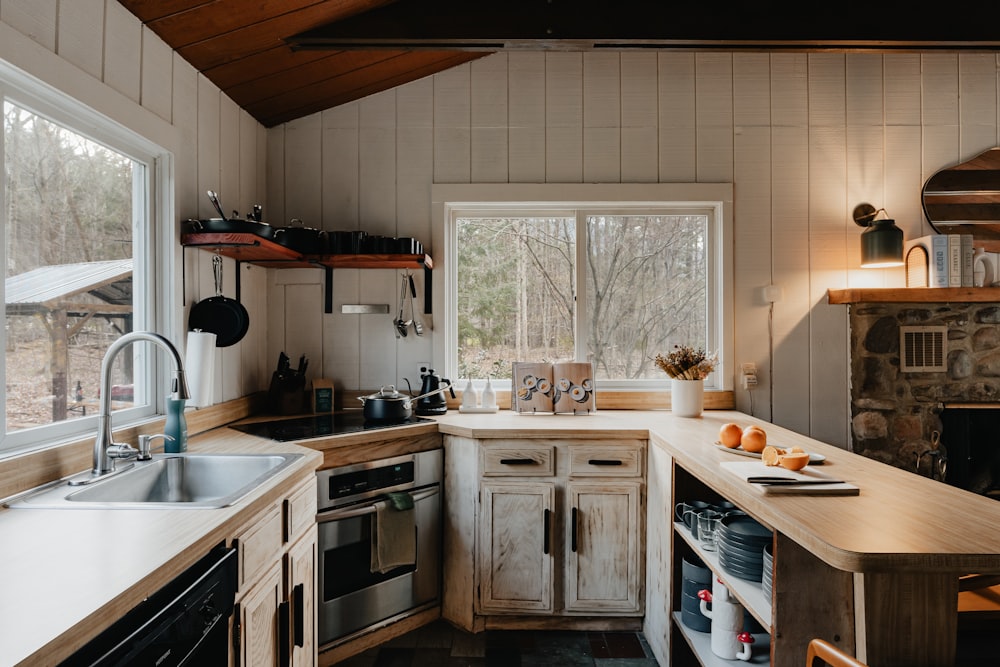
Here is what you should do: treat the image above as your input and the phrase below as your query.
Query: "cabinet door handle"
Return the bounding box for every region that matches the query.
[543,508,551,554]
[293,583,305,648]
[588,459,623,466]
[231,602,242,667]
[571,507,578,552]
[500,458,538,465]
[278,600,291,667]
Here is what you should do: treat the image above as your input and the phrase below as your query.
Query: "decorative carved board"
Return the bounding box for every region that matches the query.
[923,146,1000,251]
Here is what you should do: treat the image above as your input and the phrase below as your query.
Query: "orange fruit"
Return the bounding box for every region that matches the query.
[778,452,810,471]
[761,445,781,466]
[788,446,805,454]
[741,425,767,453]
[719,423,743,448]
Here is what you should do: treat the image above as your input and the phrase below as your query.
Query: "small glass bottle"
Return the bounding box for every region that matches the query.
[163,398,187,453]
[482,377,496,409]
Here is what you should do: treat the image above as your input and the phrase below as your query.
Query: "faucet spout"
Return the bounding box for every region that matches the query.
[91,332,190,477]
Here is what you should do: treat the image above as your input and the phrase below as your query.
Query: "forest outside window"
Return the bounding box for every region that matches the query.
[438,184,733,392]
[1,85,161,454]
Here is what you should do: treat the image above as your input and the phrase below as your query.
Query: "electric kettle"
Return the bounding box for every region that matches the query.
[415,367,455,415]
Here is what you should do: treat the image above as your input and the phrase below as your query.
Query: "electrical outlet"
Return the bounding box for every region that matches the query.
[741,362,758,389]
[417,362,430,376]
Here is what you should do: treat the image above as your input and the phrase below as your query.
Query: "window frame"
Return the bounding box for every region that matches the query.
[0,61,175,456]
[432,183,734,392]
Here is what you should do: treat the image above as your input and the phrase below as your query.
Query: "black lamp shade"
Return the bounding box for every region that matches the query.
[860,219,904,268]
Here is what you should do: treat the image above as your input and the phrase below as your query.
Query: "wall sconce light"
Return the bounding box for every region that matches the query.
[853,203,904,268]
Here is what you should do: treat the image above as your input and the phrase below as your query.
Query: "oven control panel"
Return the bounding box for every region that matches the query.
[317,449,442,511]
[328,461,415,500]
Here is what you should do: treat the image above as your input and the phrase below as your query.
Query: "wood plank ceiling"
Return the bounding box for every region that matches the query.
[118,0,1000,128]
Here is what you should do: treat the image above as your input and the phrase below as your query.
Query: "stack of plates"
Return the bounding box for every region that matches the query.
[680,556,712,632]
[762,542,773,598]
[717,514,772,582]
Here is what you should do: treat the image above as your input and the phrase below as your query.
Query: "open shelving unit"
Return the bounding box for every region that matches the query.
[827,287,1000,304]
[181,231,434,313]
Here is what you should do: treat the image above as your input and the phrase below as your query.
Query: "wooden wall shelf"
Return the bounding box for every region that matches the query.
[181,232,433,270]
[827,287,1000,304]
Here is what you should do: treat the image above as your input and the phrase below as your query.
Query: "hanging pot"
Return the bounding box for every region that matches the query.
[188,255,250,347]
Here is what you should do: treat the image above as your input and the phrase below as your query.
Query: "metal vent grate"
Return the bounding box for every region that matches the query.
[900,326,947,372]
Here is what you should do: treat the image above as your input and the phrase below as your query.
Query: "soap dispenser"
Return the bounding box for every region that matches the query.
[462,378,479,410]
[481,377,497,410]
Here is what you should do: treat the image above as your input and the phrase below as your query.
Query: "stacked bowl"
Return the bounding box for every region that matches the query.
[762,543,773,598]
[680,556,712,632]
[717,514,772,582]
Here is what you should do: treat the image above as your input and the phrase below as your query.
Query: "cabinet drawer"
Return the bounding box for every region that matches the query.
[569,443,644,477]
[284,477,317,544]
[482,445,555,476]
[236,503,283,589]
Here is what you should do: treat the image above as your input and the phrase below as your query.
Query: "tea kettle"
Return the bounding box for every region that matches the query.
[415,367,455,415]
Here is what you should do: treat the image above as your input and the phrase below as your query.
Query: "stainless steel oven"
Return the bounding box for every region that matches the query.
[316,449,441,648]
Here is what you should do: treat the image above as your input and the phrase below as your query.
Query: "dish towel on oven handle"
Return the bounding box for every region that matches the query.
[370,494,417,574]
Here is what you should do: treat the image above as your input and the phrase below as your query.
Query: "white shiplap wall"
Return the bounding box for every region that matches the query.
[265,51,1000,449]
[0,0,269,405]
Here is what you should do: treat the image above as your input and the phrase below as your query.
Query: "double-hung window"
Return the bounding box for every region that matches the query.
[1,64,168,455]
[433,184,733,392]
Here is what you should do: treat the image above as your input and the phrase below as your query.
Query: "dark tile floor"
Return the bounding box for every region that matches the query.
[336,620,660,667]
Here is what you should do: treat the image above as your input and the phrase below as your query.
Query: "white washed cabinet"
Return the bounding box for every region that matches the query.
[443,436,646,631]
[232,476,318,666]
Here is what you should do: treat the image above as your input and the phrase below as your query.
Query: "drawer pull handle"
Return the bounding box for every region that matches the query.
[543,508,551,554]
[293,583,305,647]
[571,507,579,552]
[278,600,291,667]
[588,459,623,466]
[500,458,539,465]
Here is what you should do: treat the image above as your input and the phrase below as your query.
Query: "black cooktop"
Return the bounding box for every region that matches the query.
[230,412,432,441]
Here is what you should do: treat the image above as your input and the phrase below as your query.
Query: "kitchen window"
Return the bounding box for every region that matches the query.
[433,184,734,392]
[0,69,169,455]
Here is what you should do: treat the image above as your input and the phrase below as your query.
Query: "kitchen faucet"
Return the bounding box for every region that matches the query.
[78,331,190,482]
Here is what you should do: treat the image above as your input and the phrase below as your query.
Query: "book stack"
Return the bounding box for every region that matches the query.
[511,362,596,414]
[905,234,974,287]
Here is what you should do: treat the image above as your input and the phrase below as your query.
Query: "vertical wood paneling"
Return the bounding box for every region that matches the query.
[266,124,286,224]
[56,0,104,79]
[358,90,396,234]
[283,113,323,225]
[583,52,621,183]
[196,75,221,219]
[807,54,849,446]
[508,52,546,182]
[220,96,240,216]
[769,54,810,435]
[732,53,773,419]
[545,52,583,182]
[1,0,56,51]
[433,64,471,184]
[958,53,998,159]
[658,52,696,182]
[694,53,734,182]
[470,55,508,183]
[621,53,658,183]
[172,55,199,220]
[845,54,885,286]
[922,54,961,241]
[140,26,172,122]
[102,1,141,102]
[239,111,259,214]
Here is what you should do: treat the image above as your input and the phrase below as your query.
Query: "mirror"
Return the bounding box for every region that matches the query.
[923,146,1000,251]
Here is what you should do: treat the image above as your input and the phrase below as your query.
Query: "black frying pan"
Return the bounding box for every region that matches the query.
[189,255,249,347]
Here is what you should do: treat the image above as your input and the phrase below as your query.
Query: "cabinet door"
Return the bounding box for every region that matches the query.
[479,481,555,613]
[286,527,317,667]
[239,561,283,667]
[565,481,643,613]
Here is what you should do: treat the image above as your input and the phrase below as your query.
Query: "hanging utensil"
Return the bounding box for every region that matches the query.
[394,275,408,338]
[206,190,227,219]
[409,272,423,336]
[188,255,250,347]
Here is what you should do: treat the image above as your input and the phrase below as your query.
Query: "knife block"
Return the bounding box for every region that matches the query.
[268,371,306,415]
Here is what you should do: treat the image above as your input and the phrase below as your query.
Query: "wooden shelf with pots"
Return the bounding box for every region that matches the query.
[827,287,1000,304]
[180,232,433,271]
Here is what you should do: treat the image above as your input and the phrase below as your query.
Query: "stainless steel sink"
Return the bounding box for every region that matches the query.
[7,453,302,509]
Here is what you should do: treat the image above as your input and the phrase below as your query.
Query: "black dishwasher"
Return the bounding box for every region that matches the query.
[60,542,237,666]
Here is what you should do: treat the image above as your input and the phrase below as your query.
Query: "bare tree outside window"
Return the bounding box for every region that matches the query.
[456,212,708,382]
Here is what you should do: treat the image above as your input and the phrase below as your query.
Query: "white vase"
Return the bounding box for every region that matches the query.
[671,378,704,417]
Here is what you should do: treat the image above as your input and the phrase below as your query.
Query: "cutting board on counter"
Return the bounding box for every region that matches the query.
[720,460,860,496]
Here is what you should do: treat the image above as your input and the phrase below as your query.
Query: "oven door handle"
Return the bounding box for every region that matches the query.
[317,486,439,522]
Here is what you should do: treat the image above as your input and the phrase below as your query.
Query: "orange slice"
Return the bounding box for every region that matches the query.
[761,445,782,467]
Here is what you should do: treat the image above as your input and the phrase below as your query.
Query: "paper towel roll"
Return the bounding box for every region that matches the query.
[185,330,216,408]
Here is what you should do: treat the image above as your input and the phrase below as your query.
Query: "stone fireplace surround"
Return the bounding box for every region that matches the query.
[848,299,1000,490]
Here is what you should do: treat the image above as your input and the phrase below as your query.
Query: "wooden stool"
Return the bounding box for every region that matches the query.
[807,638,867,667]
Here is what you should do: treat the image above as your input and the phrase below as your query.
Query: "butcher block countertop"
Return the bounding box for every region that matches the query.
[4,408,1000,665]
[0,429,322,667]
